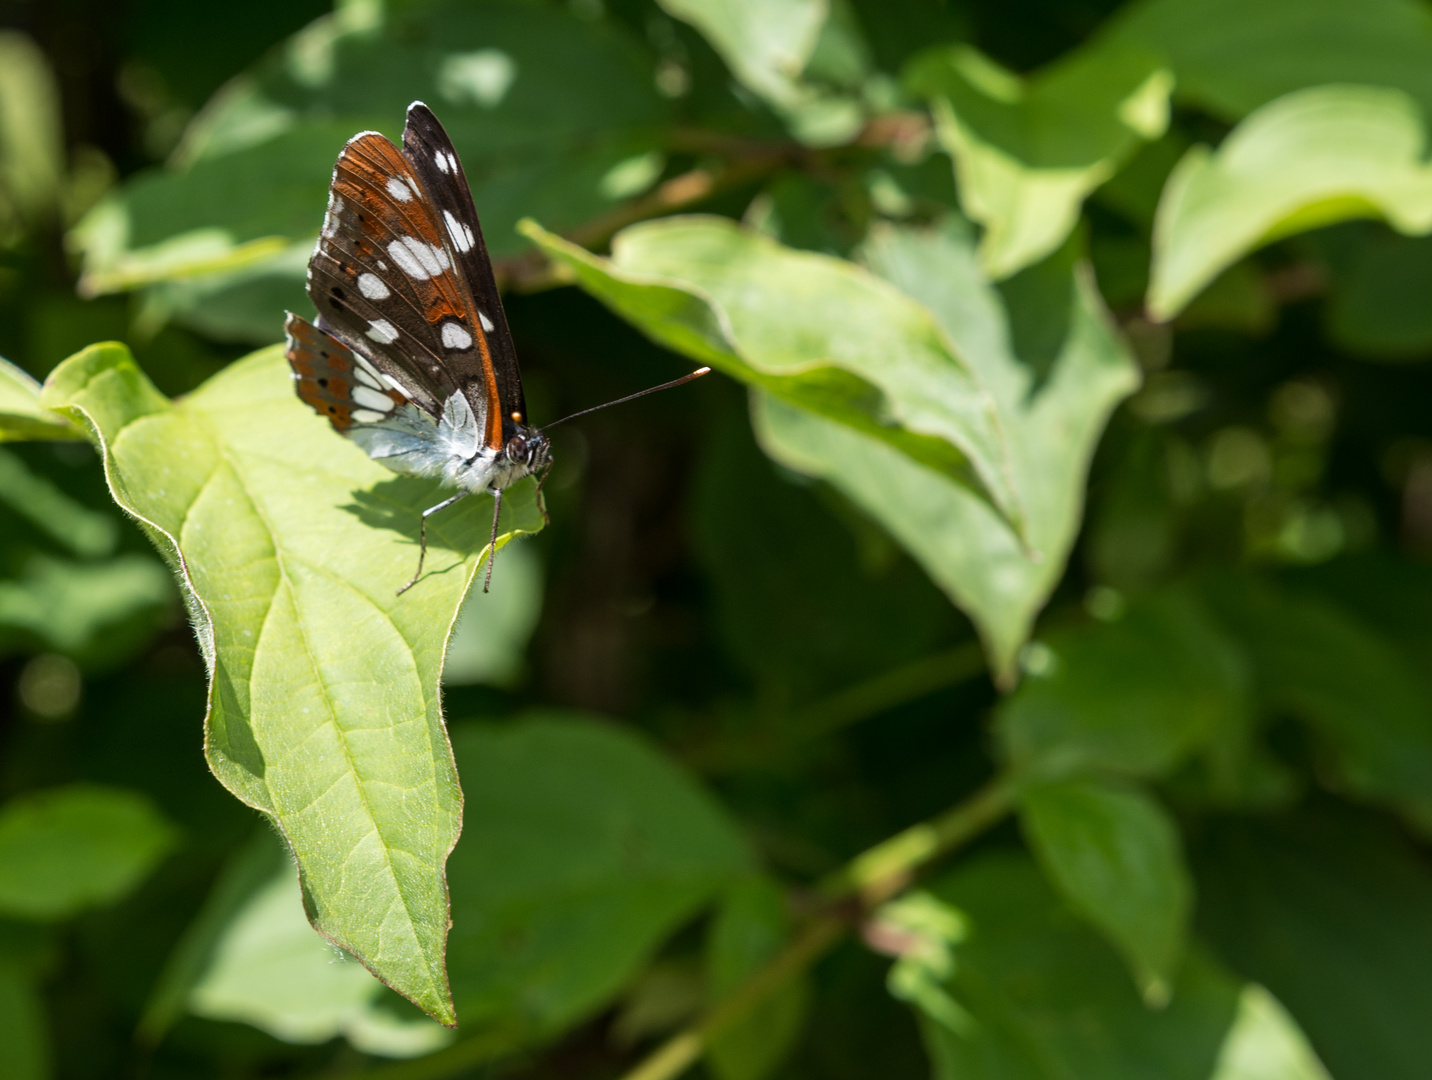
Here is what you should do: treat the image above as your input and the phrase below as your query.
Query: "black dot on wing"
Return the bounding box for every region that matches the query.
[330,286,346,301]
[331,298,346,312]
[318,377,329,387]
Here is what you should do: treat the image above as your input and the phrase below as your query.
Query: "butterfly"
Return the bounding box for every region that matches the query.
[285,102,708,594]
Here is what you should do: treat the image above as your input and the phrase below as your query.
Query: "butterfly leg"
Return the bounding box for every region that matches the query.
[396,491,469,596]
[533,461,554,526]
[482,488,503,594]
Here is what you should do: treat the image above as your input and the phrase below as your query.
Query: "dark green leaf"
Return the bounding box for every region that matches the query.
[911,853,1324,1080]
[1109,0,1432,121]
[1019,778,1191,1003]
[995,590,1248,778]
[446,715,752,1041]
[1195,806,1432,1080]
[1201,573,1432,808]
[707,876,808,1080]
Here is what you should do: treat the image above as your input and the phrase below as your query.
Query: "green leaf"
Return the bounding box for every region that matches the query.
[0,554,173,662]
[1195,807,1432,1080]
[0,784,176,921]
[1108,0,1432,121]
[0,30,65,227]
[1211,985,1332,1080]
[1147,85,1432,321]
[706,877,808,1080]
[184,833,450,1057]
[1321,227,1432,358]
[1019,778,1192,1004]
[0,964,48,1080]
[40,343,543,1025]
[657,0,826,108]
[912,853,1255,1080]
[754,219,1137,678]
[0,358,79,443]
[994,590,1248,779]
[446,715,752,1041]
[524,216,1025,537]
[657,0,865,146]
[906,43,1172,278]
[0,448,117,557]
[71,1,670,337]
[1200,573,1432,810]
[441,540,543,688]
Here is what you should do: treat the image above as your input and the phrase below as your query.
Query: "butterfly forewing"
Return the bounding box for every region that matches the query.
[401,103,528,437]
[305,121,505,449]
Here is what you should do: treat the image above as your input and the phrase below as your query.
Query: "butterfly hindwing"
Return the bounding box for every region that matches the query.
[285,312,410,429]
[304,119,506,450]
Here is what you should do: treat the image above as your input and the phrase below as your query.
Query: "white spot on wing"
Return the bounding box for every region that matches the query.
[353,385,395,411]
[386,177,413,202]
[366,319,399,344]
[441,322,473,350]
[435,150,452,174]
[387,236,450,280]
[478,311,495,332]
[379,371,411,395]
[443,210,475,252]
[352,408,385,424]
[353,365,382,389]
[357,272,390,300]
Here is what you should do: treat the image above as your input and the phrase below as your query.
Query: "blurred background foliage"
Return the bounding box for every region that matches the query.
[3,0,1432,1077]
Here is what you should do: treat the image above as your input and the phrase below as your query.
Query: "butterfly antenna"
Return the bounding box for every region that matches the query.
[540,368,711,433]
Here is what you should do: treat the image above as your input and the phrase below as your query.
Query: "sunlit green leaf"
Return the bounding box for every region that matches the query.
[658,0,864,146]
[994,590,1248,778]
[906,42,1171,278]
[754,219,1137,677]
[657,0,826,108]
[707,876,808,1080]
[1211,985,1332,1080]
[525,215,1024,536]
[39,343,544,1025]
[1019,778,1191,1004]
[1147,85,1432,320]
[0,358,79,442]
[0,784,176,921]
[446,715,752,1041]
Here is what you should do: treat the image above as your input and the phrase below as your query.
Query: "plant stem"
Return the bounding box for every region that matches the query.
[687,641,989,773]
[614,776,1018,1080]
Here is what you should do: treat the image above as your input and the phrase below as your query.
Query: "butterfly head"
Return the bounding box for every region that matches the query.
[502,425,551,475]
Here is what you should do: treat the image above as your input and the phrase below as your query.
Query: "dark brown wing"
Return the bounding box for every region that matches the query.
[401,101,528,441]
[306,121,504,449]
